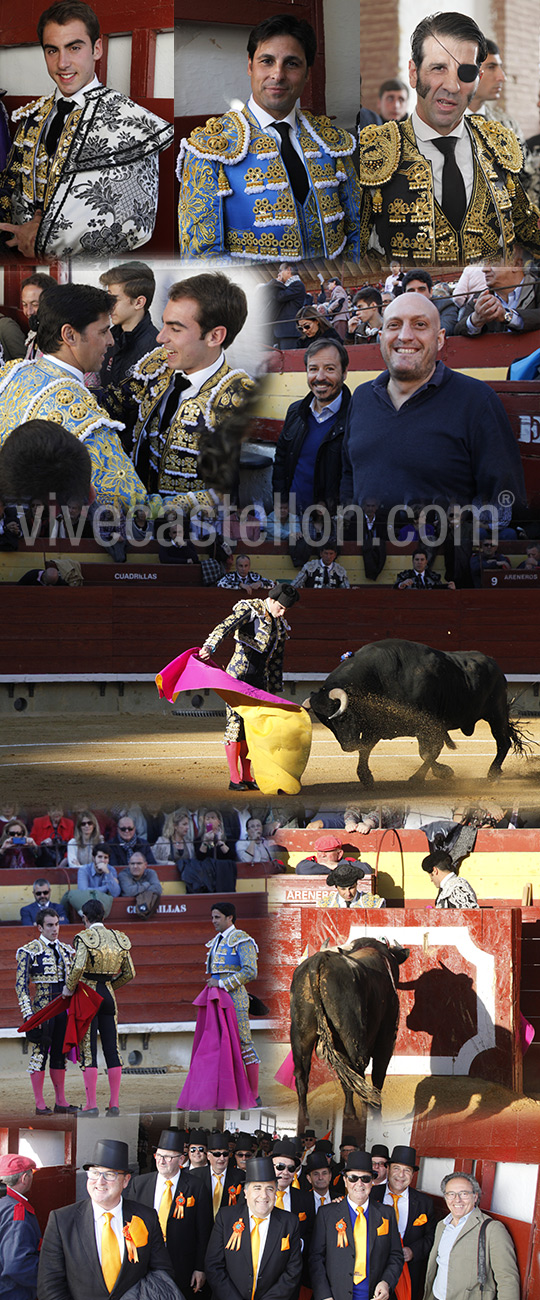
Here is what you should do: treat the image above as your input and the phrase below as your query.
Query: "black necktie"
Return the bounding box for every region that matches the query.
[46,99,75,157]
[271,121,310,205]
[159,373,191,433]
[433,136,467,231]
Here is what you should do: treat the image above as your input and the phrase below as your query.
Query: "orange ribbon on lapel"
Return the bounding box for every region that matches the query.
[123,1216,149,1263]
[336,1218,349,1248]
[173,1194,185,1219]
[226,1218,245,1250]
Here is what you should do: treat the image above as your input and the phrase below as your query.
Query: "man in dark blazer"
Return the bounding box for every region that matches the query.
[310,1150,404,1300]
[37,1138,179,1300]
[192,1130,245,1216]
[205,1155,303,1300]
[130,1127,213,1296]
[371,1145,436,1300]
[454,249,540,335]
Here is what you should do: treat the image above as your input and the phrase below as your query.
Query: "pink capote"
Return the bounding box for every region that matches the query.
[178,986,256,1110]
[274,1049,296,1090]
[156,647,302,712]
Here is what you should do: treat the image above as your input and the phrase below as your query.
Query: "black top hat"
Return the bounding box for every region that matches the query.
[326,861,369,887]
[371,1144,390,1160]
[188,1129,208,1146]
[245,1156,277,1184]
[272,1139,300,1161]
[303,1129,316,1139]
[340,1135,358,1148]
[306,1152,330,1173]
[208,1131,230,1153]
[234,1132,256,1152]
[315,1139,333,1154]
[344,1152,373,1176]
[83,1139,130,1173]
[154,1130,185,1155]
[389,1145,418,1171]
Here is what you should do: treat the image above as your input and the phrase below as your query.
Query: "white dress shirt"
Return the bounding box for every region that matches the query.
[313,1189,332,1212]
[432,1211,473,1299]
[153,1170,181,1213]
[247,95,306,166]
[42,353,84,382]
[158,351,225,424]
[383,1185,409,1236]
[411,109,474,206]
[92,1198,126,1265]
[53,73,101,110]
[249,1210,271,1284]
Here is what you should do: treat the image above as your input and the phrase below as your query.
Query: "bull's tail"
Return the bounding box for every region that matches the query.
[508,718,535,757]
[308,959,382,1108]
[444,732,457,751]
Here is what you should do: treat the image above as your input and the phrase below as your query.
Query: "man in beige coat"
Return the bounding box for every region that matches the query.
[423,1172,520,1300]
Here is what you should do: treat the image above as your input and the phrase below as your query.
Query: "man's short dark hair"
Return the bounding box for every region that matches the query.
[36,907,59,927]
[33,878,51,892]
[82,898,105,922]
[354,286,383,308]
[402,269,433,292]
[247,15,317,67]
[410,12,487,70]
[378,78,409,96]
[212,901,236,922]
[92,843,110,859]
[100,262,156,311]
[485,39,500,56]
[36,283,114,355]
[304,338,349,373]
[21,273,54,295]
[413,546,430,560]
[37,1,101,45]
[168,273,247,348]
[0,420,92,507]
[421,849,453,874]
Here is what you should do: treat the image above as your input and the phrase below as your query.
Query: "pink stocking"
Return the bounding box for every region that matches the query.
[225,742,242,782]
[239,741,253,782]
[245,1061,260,1102]
[108,1067,122,1109]
[82,1067,98,1110]
[49,1067,67,1106]
[30,1072,46,1109]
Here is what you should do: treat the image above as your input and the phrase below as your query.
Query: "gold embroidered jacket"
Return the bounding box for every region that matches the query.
[358,115,540,263]
[65,922,135,995]
[178,104,361,261]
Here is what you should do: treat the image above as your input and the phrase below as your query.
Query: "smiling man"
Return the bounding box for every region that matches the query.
[107,271,254,504]
[358,10,540,263]
[310,1151,404,1300]
[340,292,526,513]
[205,1155,303,1300]
[0,0,173,258]
[178,13,361,260]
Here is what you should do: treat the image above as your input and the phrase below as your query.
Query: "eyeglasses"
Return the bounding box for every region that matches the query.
[87,1170,122,1183]
[345,1174,373,1185]
[298,323,315,332]
[445,1190,474,1200]
[189,1147,206,1154]
[35,891,50,898]
[210,1151,229,1159]
[80,819,94,826]
[119,825,134,832]
[274,1163,297,1173]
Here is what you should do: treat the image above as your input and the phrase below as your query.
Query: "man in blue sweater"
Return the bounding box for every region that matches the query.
[340,293,526,519]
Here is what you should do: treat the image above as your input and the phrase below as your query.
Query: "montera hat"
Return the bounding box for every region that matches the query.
[267,583,299,609]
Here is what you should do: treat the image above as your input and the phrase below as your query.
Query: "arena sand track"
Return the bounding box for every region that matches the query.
[0,713,539,807]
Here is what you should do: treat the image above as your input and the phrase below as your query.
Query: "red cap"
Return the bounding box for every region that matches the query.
[0,1154,35,1177]
[314,834,342,852]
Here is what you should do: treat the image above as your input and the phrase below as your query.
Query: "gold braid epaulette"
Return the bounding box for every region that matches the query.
[300,110,355,156]
[358,120,402,186]
[185,111,251,163]
[469,116,523,172]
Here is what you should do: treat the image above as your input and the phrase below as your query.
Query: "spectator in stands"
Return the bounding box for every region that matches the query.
[294,305,341,348]
[292,541,350,589]
[99,261,159,385]
[401,269,458,335]
[455,246,540,335]
[394,546,454,589]
[343,806,405,832]
[322,278,350,339]
[384,261,404,294]
[107,814,156,867]
[77,843,121,897]
[30,807,74,870]
[348,288,384,343]
[158,514,199,565]
[518,542,540,569]
[296,833,352,875]
[0,818,38,870]
[377,78,409,121]
[235,817,278,863]
[130,506,154,547]
[17,562,67,586]
[421,850,479,908]
[118,851,162,899]
[317,861,386,908]
[397,505,438,545]
[273,339,351,518]
[470,537,511,587]
[66,811,101,869]
[340,293,527,513]
[267,262,307,349]
[217,553,273,594]
[0,496,21,550]
[187,809,237,894]
[264,498,301,543]
[20,878,70,925]
[451,263,488,309]
[152,809,196,865]
[20,272,54,359]
[288,503,330,570]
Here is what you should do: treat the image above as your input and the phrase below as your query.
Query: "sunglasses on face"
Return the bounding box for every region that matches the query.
[346,1174,373,1185]
[211,1151,229,1159]
[35,891,50,898]
[189,1147,206,1154]
[274,1163,297,1173]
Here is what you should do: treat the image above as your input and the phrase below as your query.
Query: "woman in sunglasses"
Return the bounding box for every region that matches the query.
[295,306,341,348]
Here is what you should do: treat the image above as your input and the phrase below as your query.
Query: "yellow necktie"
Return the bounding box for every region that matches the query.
[213,1173,223,1217]
[353,1205,367,1285]
[275,1189,285,1209]
[101,1211,122,1293]
[391,1192,401,1225]
[158,1179,173,1238]
[251,1216,264,1300]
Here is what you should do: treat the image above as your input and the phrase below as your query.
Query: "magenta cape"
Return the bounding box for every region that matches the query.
[156,647,300,711]
[177,986,256,1110]
[156,649,312,796]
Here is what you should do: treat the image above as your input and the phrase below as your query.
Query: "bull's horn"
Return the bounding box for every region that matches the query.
[328,687,348,716]
[302,696,312,709]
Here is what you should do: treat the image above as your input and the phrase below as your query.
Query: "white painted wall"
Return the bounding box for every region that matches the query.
[417,1156,457,1194]
[397,0,494,91]
[491,1162,537,1221]
[19,1127,66,1168]
[155,31,174,99]
[175,23,252,117]
[323,0,360,128]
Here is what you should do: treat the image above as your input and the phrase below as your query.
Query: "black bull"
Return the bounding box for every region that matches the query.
[290,938,409,1127]
[303,638,527,786]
